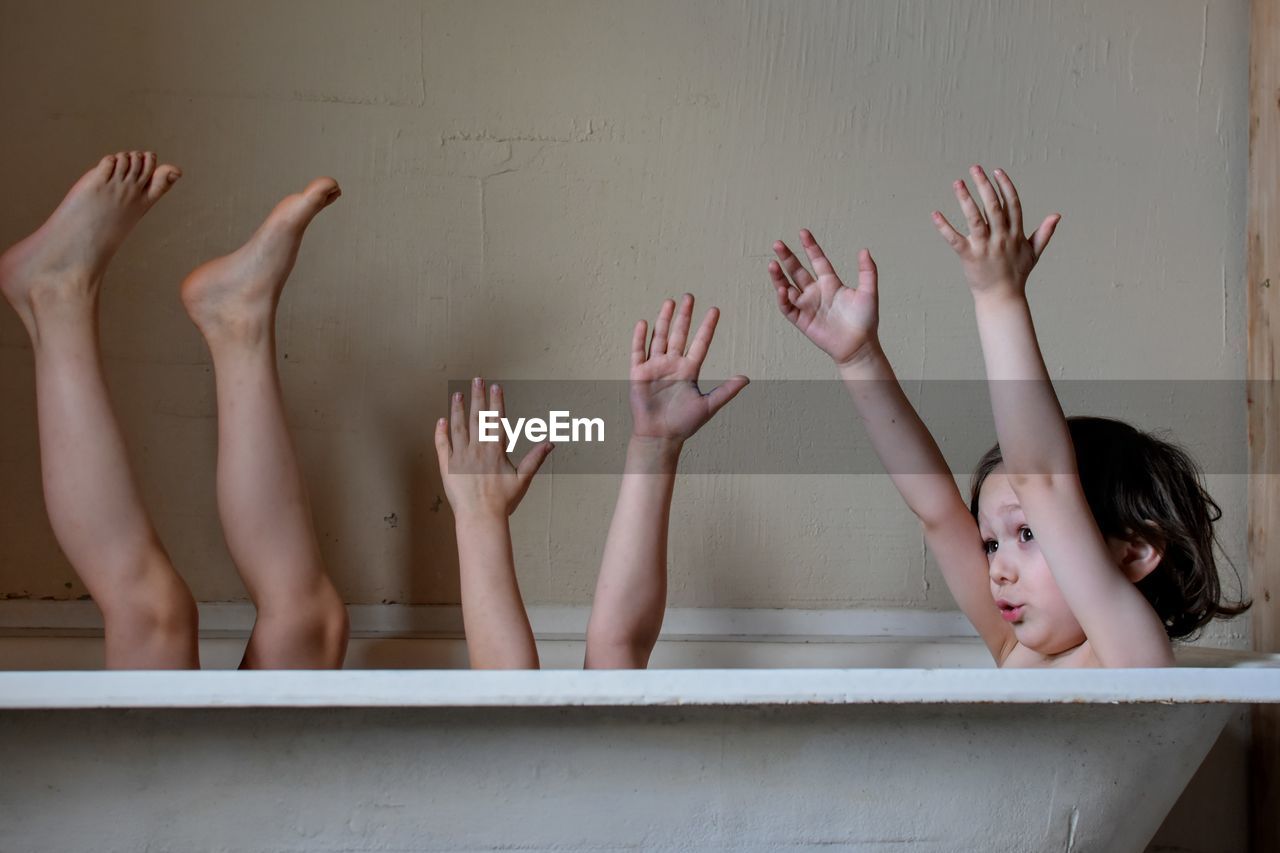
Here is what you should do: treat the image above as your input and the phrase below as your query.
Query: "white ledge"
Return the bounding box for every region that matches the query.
[2,667,1278,710]
[0,602,980,641]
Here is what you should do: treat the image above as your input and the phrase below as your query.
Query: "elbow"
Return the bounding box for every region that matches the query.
[1002,470,1078,500]
[919,501,981,539]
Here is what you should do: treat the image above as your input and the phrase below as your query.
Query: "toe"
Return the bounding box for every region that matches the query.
[137,152,157,185]
[124,152,143,183]
[146,164,182,202]
[110,152,130,182]
[94,154,117,182]
[304,177,341,208]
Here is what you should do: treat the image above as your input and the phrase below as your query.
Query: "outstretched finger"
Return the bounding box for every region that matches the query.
[631,319,649,367]
[970,165,1007,232]
[1030,213,1062,259]
[992,169,1023,236]
[932,211,966,252]
[953,179,988,236]
[649,298,676,358]
[857,249,878,296]
[469,376,484,441]
[773,240,814,289]
[450,390,467,447]
[799,229,839,280]
[685,306,721,366]
[433,416,451,470]
[770,262,802,323]
[668,293,695,356]
[706,375,750,416]
[517,441,554,484]
[490,382,506,421]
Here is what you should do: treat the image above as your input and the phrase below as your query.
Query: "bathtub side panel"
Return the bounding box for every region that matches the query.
[0,704,1230,853]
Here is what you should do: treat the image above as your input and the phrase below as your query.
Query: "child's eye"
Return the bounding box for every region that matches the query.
[983,539,998,555]
[1018,526,1034,543]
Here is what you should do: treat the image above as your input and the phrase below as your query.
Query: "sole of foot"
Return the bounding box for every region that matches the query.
[0,151,181,334]
[180,177,341,343]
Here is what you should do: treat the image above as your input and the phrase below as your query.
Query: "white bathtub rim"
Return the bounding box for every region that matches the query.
[1,667,1278,710]
[0,600,1252,647]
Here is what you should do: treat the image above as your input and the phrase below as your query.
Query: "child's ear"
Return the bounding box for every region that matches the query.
[1107,535,1163,583]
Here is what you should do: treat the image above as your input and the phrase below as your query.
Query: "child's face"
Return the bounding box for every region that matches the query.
[975,468,1086,656]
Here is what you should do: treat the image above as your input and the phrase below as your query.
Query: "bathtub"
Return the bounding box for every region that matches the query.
[1,602,1277,853]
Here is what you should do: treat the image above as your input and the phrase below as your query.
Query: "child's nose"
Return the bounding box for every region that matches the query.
[988,550,1018,585]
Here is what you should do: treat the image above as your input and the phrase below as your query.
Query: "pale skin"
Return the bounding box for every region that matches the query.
[933,165,1171,667]
[434,380,553,669]
[438,296,746,670]
[769,231,1016,665]
[584,295,748,669]
[770,168,1170,668]
[0,153,349,669]
[0,152,196,669]
[182,175,350,669]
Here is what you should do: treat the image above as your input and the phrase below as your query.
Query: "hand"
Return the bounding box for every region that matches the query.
[933,165,1061,301]
[629,294,748,444]
[434,378,553,518]
[769,229,879,367]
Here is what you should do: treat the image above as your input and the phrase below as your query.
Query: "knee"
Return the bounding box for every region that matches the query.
[584,627,656,670]
[99,552,199,644]
[257,584,349,668]
[99,564,199,668]
[310,587,350,665]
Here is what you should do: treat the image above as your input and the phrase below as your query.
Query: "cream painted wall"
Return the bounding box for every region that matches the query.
[0,1,1250,617]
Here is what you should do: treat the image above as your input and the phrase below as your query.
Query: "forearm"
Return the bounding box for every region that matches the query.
[454,510,539,669]
[837,343,969,526]
[839,344,1015,657]
[972,293,1075,478]
[968,295,1171,662]
[584,436,680,668]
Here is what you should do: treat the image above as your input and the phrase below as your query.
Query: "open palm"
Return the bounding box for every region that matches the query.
[770,230,879,366]
[630,295,748,442]
[931,165,1060,299]
[434,379,553,517]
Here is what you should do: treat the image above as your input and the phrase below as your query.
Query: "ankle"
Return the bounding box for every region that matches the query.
[200,317,276,353]
[24,278,100,332]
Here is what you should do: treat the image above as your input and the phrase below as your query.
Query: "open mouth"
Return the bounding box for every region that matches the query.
[995,600,1025,623]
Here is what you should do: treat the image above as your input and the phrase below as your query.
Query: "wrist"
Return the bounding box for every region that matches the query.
[971,286,1028,311]
[835,338,885,377]
[452,505,510,525]
[626,434,683,471]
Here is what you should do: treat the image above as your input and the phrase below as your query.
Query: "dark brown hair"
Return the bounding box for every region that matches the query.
[969,416,1250,639]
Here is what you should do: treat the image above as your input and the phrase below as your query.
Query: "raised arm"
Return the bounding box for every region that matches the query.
[769,231,1015,662]
[934,165,1171,667]
[435,378,553,669]
[584,295,748,669]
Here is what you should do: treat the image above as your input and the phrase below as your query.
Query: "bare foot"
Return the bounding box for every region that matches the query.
[181,177,340,345]
[0,151,181,337]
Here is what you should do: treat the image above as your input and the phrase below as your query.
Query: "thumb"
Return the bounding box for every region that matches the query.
[433,417,451,472]
[857,249,878,297]
[706,375,750,416]
[517,441,555,484]
[1030,214,1061,260]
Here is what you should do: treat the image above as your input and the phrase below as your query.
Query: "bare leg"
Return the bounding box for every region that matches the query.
[181,178,348,669]
[0,151,196,669]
